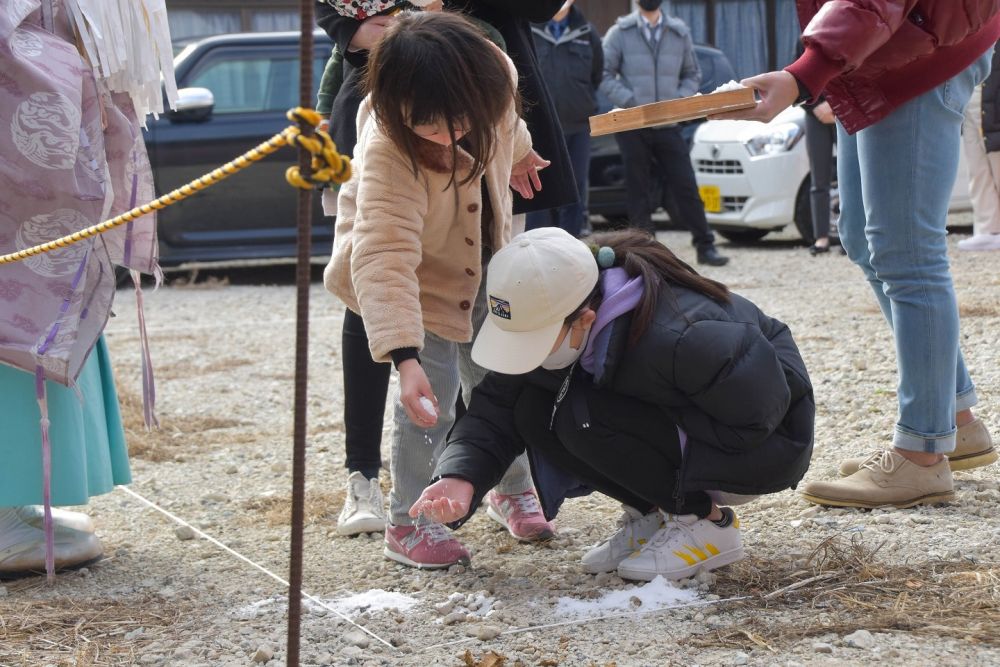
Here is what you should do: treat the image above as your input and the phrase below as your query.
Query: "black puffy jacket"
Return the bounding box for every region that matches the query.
[435,282,815,523]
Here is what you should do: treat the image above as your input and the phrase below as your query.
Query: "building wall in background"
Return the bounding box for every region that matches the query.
[166,0,299,42]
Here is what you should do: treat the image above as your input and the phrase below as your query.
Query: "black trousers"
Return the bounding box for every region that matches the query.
[513,381,712,518]
[341,310,465,477]
[615,126,716,250]
[804,111,836,240]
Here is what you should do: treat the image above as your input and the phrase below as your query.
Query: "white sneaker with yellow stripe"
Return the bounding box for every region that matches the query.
[581,505,663,574]
[617,509,743,582]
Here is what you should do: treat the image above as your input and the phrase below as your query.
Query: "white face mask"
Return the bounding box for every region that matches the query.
[541,328,591,370]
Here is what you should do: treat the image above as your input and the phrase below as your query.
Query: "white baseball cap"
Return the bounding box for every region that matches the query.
[472,227,599,375]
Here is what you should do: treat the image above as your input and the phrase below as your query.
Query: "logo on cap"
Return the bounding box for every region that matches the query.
[489,295,511,320]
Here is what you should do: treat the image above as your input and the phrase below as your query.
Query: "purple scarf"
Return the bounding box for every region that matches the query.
[579,268,644,378]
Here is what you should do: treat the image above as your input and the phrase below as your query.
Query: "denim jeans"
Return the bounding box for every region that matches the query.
[525,130,591,237]
[836,53,991,454]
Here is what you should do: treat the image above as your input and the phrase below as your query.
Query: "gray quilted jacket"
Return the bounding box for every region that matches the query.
[600,11,701,109]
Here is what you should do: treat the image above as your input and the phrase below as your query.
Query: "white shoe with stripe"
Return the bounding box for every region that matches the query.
[581,505,663,574]
[617,509,743,582]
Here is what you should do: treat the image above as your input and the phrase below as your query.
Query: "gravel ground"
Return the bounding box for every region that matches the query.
[3,218,1000,667]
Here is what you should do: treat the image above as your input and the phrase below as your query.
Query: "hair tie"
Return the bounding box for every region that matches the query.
[595,246,615,269]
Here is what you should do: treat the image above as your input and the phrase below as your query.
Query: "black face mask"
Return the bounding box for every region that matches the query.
[638,0,663,11]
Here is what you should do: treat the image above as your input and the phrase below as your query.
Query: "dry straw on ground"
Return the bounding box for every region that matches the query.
[0,591,183,666]
[241,490,344,527]
[117,382,246,462]
[688,535,1000,651]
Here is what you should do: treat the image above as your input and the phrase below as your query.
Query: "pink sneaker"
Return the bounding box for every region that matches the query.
[383,523,470,569]
[486,490,555,542]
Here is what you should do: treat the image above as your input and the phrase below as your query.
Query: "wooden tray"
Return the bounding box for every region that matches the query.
[589,87,756,136]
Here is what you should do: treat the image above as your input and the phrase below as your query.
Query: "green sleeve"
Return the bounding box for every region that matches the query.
[316,47,345,117]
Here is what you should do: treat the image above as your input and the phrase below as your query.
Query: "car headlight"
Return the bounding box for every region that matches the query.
[743,122,802,157]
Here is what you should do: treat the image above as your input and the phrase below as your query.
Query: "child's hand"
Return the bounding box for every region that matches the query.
[349,14,395,52]
[409,478,474,523]
[510,149,550,200]
[398,359,439,427]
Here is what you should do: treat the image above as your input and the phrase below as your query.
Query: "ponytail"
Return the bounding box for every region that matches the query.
[587,230,730,343]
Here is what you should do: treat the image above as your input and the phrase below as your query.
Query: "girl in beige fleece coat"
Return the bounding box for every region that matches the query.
[324,11,554,569]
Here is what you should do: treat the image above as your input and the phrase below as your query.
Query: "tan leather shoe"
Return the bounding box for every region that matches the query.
[839,418,997,476]
[0,524,103,579]
[802,449,954,509]
[16,506,96,533]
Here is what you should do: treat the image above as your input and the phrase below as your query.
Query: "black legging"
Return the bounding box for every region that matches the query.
[804,111,836,241]
[341,310,465,478]
[512,381,713,518]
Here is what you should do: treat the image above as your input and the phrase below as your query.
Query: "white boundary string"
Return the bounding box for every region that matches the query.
[118,486,398,651]
[119,486,760,656]
[416,594,753,654]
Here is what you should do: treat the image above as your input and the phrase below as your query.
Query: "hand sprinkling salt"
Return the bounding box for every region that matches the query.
[419,396,438,419]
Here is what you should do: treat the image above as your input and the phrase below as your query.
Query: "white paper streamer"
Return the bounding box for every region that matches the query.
[63,0,178,119]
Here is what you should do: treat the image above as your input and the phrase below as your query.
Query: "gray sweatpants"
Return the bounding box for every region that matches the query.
[388,278,534,526]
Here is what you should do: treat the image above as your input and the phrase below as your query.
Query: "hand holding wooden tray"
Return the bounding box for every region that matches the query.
[589,87,757,137]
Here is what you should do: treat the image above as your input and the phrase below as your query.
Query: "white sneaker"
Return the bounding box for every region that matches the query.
[582,505,663,574]
[957,233,1000,251]
[336,472,386,536]
[0,507,103,578]
[16,506,95,533]
[617,509,744,582]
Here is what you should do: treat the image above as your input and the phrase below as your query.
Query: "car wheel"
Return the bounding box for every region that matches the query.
[717,228,770,244]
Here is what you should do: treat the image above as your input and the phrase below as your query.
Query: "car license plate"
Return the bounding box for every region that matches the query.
[699,185,722,213]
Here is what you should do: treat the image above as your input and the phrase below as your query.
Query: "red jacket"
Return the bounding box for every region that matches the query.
[786,0,1000,133]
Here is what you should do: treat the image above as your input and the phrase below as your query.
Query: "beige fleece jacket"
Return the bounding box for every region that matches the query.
[324,59,533,363]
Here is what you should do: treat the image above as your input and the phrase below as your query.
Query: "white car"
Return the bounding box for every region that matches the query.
[690,106,971,243]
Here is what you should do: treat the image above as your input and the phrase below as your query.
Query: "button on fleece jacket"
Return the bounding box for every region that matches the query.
[599,10,702,109]
[323,57,533,363]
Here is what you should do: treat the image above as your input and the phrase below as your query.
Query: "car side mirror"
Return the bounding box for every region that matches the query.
[168,87,214,123]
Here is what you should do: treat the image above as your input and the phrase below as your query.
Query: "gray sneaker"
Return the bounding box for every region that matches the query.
[336,472,386,536]
[581,505,663,574]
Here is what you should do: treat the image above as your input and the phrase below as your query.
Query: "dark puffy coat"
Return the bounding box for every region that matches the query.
[317,1,579,214]
[446,0,579,214]
[787,0,1000,133]
[983,46,1000,152]
[435,284,815,524]
[530,7,603,135]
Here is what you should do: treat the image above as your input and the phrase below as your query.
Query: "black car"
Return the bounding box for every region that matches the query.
[144,32,333,266]
[588,44,738,226]
[144,33,735,265]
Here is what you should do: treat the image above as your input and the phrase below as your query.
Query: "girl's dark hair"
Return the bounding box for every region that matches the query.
[567,230,731,343]
[364,11,519,187]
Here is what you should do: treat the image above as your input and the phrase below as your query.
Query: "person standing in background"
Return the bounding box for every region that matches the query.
[600,0,730,266]
[796,41,839,256]
[959,44,1000,251]
[525,0,603,238]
